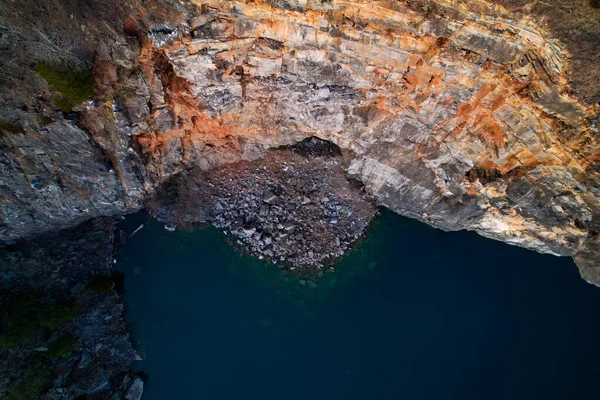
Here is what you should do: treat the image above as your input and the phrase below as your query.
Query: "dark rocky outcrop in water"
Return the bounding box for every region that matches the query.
[0,219,142,399]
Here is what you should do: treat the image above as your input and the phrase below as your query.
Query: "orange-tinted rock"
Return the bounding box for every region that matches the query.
[116,0,599,283]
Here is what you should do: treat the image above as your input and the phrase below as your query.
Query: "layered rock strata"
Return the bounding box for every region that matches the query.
[0,0,599,283]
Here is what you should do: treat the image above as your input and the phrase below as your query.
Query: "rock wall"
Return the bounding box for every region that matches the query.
[1,0,599,284]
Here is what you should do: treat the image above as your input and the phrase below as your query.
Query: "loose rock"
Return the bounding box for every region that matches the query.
[149,138,377,270]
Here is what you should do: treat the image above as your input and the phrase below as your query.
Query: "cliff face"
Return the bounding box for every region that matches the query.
[1,0,599,283]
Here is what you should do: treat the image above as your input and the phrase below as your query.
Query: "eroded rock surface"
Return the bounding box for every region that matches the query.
[1,0,600,284]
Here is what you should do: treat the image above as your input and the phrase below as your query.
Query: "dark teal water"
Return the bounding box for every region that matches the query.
[117,210,600,400]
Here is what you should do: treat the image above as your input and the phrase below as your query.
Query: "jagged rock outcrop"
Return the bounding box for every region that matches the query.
[1,0,599,284]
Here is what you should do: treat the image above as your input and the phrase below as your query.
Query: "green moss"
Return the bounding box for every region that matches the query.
[38,303,80,330]
[46,333,78,358]
[5,362,52,400]
[54,96,75,112]
[0,119,24,134]
[39,116,53,126]
[0,295,41,345]
[115,87,136,105]
[35,61,93,112]
[0,295,79,346]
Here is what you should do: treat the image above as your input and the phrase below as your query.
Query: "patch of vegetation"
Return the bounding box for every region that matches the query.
[84,276,115,295]
[0,295,42,345]
[5,362,52,400]
[35,61,93,112]
[46,333,78,358]
[115,87,136,105]
[591,0,600,8]
[38,116,53,126]
[38,302,80,331]
[53,96,75,112]
[0,294,79,346]
[0,119,24,134]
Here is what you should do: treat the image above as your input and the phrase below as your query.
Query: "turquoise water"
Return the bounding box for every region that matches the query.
[117,210,600,400]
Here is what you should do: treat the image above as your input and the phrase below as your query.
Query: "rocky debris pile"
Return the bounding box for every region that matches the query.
[149,138,377,269]
[0,218,143,400]
[0,0,598,286]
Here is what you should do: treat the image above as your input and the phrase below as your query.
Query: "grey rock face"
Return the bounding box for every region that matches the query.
[575,237,600,286]
[0,122,128,240]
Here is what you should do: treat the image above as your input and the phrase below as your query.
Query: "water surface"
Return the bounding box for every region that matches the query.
[117,210,600,400]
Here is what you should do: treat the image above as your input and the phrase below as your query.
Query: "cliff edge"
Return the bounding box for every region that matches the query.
[1,0,599,284]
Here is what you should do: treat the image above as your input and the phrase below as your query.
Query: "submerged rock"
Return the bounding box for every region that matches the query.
[125,378,144,400]
[164,224,177,232]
